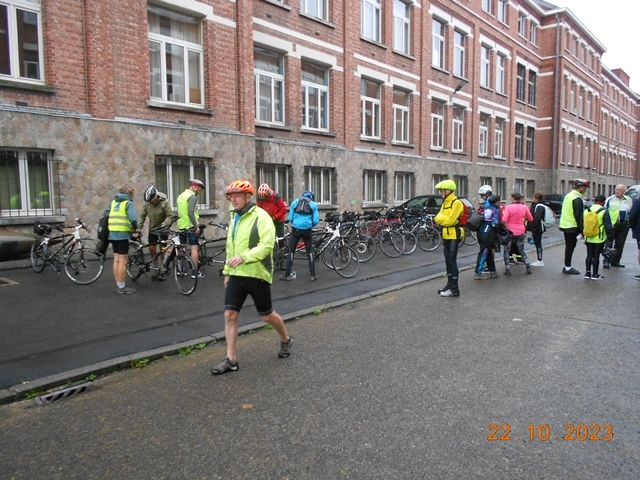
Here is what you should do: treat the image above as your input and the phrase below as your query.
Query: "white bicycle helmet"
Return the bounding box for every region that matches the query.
[478,185,493,197]
[144,185,158,202]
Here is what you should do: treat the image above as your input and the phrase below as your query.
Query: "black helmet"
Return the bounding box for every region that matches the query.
[144,185,158,202]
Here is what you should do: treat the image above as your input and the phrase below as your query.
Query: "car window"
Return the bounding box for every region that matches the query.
[406,198,426,208]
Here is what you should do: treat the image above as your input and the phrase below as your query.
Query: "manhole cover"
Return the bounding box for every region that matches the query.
[0,277,18,287]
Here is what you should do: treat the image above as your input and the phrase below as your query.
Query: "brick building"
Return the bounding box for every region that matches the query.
[0,0,638,232]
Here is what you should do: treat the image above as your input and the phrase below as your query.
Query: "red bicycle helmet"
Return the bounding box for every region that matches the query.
[225,180,255,196]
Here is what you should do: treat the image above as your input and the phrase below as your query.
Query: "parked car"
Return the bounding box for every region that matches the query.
[395,195,475,216]
[542,193,564,215]
[625,184,640,200]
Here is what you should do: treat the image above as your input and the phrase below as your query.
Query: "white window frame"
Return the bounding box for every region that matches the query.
[527,70,537,106]
[479,115,489,156]
[495,54,506,94]
[394,171,414,203]
[516,63,526,102]
[452,106,464,153]
[480,46,491,88]
[148,5,204,107]
[0,149,54,215]
[529,21,538,45]
[361,78,381,139]
[254,49,285,125]
[362,0,382,43]
[482,0,493,15]
[0,0,44,83]
[576,136,582,167]
[514,123,524,160]
[363,169,386,204]
[518,13,527,38]
[301,61,330,131]
[432,18,446,69]
[497,0,508,23]
[453,31,465,78]
[305,166,335,205]
[301,0,328,21]
[525,126,535,162]
[393,0,411,55]
[431,101,445,149]
[494,119,504,158]
[393,88,410,144]
[567,132,574,165]
[257,163,291,202]
[155,156,210,209]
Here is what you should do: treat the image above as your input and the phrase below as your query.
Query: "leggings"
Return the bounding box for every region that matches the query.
[285,228,315,276]
[563,231,579,267]
[585,242,604,276]
[442,239,459,289]
[504,235,529,267]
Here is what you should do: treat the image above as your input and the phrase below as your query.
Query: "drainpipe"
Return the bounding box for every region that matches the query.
[551,13,561,194]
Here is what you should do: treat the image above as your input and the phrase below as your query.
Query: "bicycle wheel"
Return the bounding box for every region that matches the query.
[464,228,479,246]
[348,233,376,262]
[416,226,442,252]
[30,241,46,273]
[379,230,404,258]
[401,230,417,255]
[65,246,104,285]
[174,254,198,295]
[330,244,360,278]
[126,244,145,281]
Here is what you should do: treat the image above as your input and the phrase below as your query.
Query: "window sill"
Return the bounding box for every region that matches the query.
[391,141,415,149]
[299,12,336,28]
[360,136,385,144]
[263,0,291,11]
[360,37,387,50]
[515,99,527,106]
[256,122,293,132]
[300,128,336,137]
[495,91,508,99]
[494,156,506,161]
[147,100,213,115]
[0,79,55,94]
[479,85,493,93]
[431,66,450,76]
[430,147,448,153]
[392,50,415,61]
[0,215,65,227]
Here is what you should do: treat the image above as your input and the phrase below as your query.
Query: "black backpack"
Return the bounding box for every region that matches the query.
[294,197,312,215]
[96,209,110,255]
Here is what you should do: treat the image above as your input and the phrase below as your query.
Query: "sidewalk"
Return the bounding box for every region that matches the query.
[1,242,638,479]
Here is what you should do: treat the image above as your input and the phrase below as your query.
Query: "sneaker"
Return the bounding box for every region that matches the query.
[633,274,640,281]
[490,271,499,279]
[116,286,136,294]
[530,260,544,267]
[584,273,591,279]
[504,269,512,276]
[191,271,205,279]
[310,275,317,281]
[611,263,625,268]
[439,289,460,297]
[563,267,580,275]
[279,272,296,281]
[437,285,449,294]
[210,358,239,375]
[590,274,605,281]
[278,336,293,358]
[474,273,488,280]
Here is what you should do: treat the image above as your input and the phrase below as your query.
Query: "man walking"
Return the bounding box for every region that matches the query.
[559,179,589,275]
[434,179,464,297]
[603,184,633,268]
[177,178,205,277]
[210,180,292,375]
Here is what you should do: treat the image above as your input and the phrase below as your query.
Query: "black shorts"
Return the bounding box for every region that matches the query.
[224,276,273,316]
[180,230,199,246]
[111,239,129,255]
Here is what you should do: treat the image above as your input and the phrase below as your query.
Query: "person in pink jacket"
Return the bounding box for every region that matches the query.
[501,192,534,275]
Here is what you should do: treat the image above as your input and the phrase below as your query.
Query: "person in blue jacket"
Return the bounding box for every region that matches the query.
[281,190,320,281]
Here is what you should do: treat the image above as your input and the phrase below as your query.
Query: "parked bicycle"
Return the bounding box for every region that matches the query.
[197,221,228,277]
[31,218,104,285]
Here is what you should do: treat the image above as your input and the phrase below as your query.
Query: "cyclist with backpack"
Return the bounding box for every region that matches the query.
[434,179,464,297]
[528,192,547,267]
[583,195,612,280]
[281,191,320,281]
[501,192,533,276]
[474,185,500,280]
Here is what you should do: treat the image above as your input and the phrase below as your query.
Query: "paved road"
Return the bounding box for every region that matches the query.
[0,242,638,479]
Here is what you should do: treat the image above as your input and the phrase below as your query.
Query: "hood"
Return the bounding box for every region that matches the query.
[113,193,131,202]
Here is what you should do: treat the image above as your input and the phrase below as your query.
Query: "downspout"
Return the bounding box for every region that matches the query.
[550,13,561,193]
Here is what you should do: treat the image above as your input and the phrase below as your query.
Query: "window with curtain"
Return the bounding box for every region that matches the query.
[0,149,54,215]
[155,156,210,208]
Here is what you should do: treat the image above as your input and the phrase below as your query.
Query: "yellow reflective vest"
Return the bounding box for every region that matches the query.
[108,199,133,232]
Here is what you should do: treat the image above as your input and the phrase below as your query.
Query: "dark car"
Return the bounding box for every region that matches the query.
[542,194,564,215]
[396,195,475,216]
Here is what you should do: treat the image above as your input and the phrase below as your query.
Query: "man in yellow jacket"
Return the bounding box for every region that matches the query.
[210,180,292,375]
[434,179,464,297]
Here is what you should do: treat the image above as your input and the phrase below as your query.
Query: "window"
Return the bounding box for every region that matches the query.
[514,178,524,194]
[257,163,291,203]
[494,119,504,158]
[480,176,492,188]
[527,70,537,106]
[155,156,210,208]
[0,149,56,216]
[602,113,608,137]
[148,5,203,106]
[479,115,489,156]
[514,123,524,160]
[569,82,576,113]
[529,22,538,45]
[362,0,382,43]
[394,172,414,203]
[393,88,410,144]
[480,46,491,88]
[432,19,446,69]
[361,78,381,139]
[430,101,445,149]
[301,0,328,21]
[567,132,574,165]
[0,1,43,82]
[301,60,329,131]
[432,174,448,193]
[495,177,507,198]
[363,170,386,204]
[525,126,535,162]
[482,0,493,15]
[393,0,410,55]
[305,166,335,205]
[497,0,508,23]
[495,55,506,94]
[255,48,285,124]
[576,136,582,167]
[452,106,465,153]
[518,13,527,38]
[586,93,592,121]
[453,175,468,197]
[526,180,535,199]
[516,64,526,102]
[577,87,583,117]
[453,31,465,78]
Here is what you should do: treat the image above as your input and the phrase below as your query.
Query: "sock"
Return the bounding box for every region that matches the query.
[117,282,125,289]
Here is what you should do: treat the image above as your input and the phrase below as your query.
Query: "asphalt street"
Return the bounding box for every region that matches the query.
[0,241,638,479]
[0,230,562,395]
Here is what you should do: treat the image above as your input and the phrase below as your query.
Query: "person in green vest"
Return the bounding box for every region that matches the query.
[558,179,589,275]
[210,180,292,375]
[583,195,612,280]
[176,178,205,277]
[603,184,633,268]
[140,185,174,276]
[108,185,138,294]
